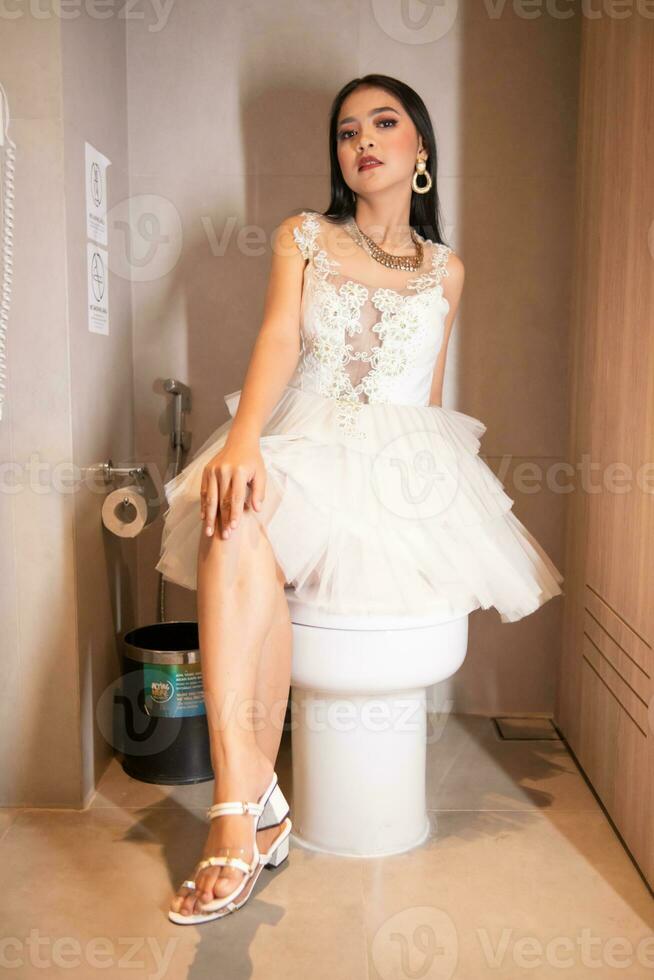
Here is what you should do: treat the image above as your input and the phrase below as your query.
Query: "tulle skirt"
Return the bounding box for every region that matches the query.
[154,384,564,623]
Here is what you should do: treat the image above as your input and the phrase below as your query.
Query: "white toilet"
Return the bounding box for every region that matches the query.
[285,587,469,858]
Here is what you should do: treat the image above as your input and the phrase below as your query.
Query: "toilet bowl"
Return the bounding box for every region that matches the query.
[285,588,469,858]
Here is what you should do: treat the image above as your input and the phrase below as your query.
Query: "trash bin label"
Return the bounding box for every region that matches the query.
[143,662,206,717]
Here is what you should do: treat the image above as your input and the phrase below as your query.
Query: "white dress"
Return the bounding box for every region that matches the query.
[155,210,564,623]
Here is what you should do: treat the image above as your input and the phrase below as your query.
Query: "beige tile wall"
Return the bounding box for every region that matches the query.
[0,7,131,806]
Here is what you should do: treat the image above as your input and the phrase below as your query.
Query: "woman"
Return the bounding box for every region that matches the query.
[161,73,564,924]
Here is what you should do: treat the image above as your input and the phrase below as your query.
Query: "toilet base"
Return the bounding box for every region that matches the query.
[289,815,432,858]
[290,685,433,856]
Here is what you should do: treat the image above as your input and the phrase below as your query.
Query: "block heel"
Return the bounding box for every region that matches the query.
[265,833,290,869]
[258,782,290,829]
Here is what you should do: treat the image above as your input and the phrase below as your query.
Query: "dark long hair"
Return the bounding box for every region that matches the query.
[317,74,448,246]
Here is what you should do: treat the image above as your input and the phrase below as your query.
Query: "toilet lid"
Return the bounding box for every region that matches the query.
[284,589,468,631]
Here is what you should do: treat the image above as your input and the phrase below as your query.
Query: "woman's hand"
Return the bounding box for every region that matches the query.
[200,437,266,539]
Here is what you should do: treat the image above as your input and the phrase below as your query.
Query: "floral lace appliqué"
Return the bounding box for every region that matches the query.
[292,211,452,438]
[292,211,341,278]
[320,279,369,337]
[292,211,321,260]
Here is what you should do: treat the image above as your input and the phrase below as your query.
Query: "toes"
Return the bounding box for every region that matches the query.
[197,880,216,906]
[171,886,194,915]
[173,867,263,917]
[179,898,195,916]
[182,889,198,915]
[194,870,244,911]
[173,869,244,918]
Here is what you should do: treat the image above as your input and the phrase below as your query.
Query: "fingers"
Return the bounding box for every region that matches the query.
[202,467,219,537]
[218,469,233,539]
[250,464,267,511]
[225,468,248,532]
[200,456,266,540]
[201,464,234,540]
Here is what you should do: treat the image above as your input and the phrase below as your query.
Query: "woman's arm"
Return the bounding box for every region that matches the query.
[201,214,306,539]
[227,213,306,444]
[429,252,465,408]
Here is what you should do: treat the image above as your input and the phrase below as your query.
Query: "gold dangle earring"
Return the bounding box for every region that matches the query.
[412,155,432,195]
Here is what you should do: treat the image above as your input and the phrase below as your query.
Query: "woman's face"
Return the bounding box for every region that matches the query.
[335,86,424,198]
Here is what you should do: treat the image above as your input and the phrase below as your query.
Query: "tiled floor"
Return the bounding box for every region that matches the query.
[1,713,652,979]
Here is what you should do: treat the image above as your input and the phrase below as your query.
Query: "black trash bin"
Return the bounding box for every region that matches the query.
[118,621,214,784]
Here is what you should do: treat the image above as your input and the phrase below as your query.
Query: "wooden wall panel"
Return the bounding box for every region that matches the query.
[556,11,654,886]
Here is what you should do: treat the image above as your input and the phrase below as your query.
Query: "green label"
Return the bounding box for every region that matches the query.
[143,662,206,717]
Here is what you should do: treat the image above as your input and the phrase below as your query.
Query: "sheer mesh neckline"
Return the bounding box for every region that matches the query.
[289,210,453,429]
[307,263,451,314]
[300,210,450,302]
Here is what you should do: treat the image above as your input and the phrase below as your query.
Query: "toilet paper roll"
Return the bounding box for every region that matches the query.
[102,484,159,538]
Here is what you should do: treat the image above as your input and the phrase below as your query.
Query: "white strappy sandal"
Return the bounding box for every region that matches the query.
[168,771,291,926]
[191,816,292,924]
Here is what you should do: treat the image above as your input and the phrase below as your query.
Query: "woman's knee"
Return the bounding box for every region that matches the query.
[198,506,282,591]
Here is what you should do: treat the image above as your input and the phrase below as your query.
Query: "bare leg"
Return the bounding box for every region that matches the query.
[170,508,292,917]
[252,585,293,765]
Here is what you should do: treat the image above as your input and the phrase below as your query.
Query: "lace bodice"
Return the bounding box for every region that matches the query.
[287,210,452,438]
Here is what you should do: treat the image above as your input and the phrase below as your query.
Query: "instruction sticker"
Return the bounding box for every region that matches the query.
[87,241,109,334]
[143,662,206,718]
[85,141,111,245]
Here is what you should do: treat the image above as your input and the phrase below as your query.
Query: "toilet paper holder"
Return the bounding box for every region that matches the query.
[99,460,162,539]
[100,460,149,485]
[95,459,165,509]
[98,458,164,508]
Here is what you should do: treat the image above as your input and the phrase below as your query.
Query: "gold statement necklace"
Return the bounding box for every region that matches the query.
[347,215,424,272]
